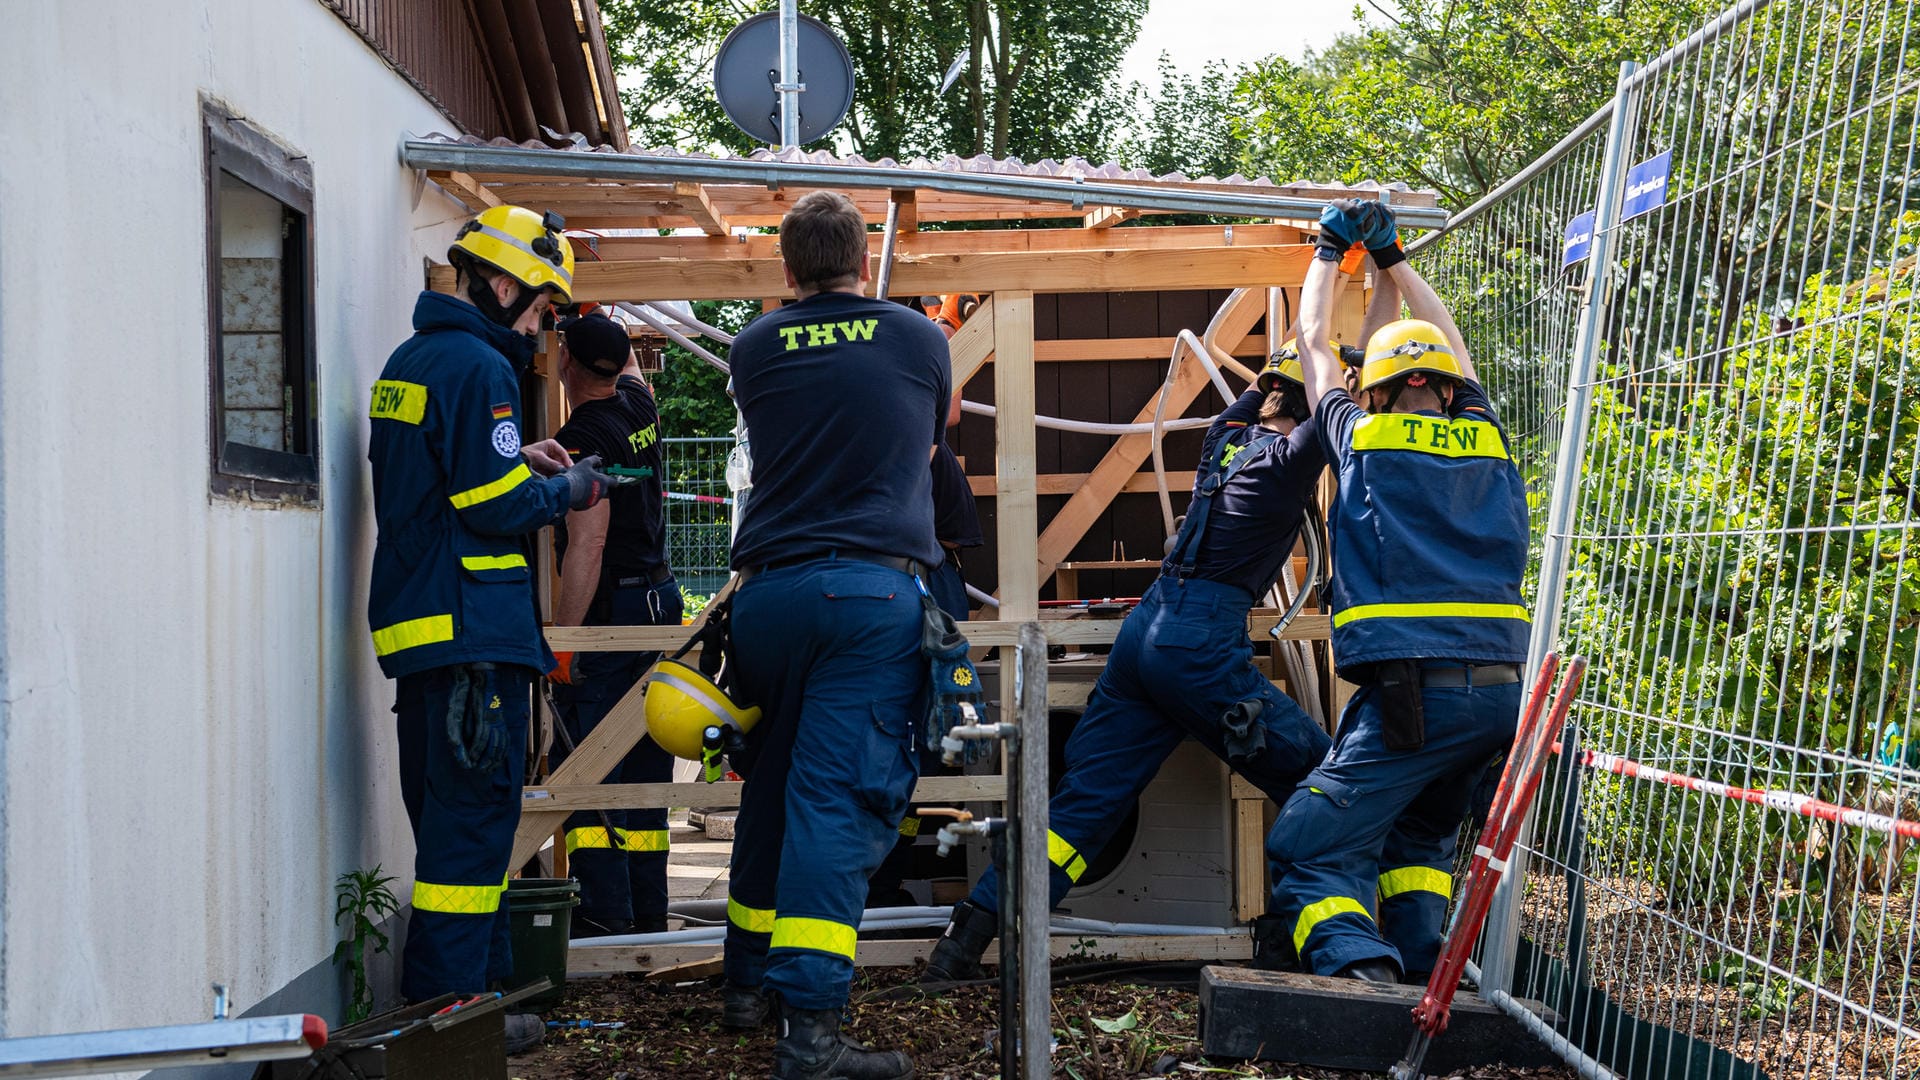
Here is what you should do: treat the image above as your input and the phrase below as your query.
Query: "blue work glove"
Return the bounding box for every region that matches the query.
[1354,201,1407,270]
[446,663,508,772]
[1315,200,1367,263]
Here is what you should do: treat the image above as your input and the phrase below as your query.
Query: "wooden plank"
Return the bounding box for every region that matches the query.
[967,471,1196,497]
[1246,612,1332,641]
[1035,336,1266,362]
[580,222,1306,261]
[511,577,738,867]
[1056,559,1165,571]
[528,772,1010,814]
[1085,205,1140,229]
[948,294,996,387]
[546,617,1131,652]
[571,932,1252,975]
[672,182,728,236]
[1234,797,1270,923]
[993,291,1039,621]
[427,246,1318,303]
[1032,287,1267,585]
[428,170,501,209]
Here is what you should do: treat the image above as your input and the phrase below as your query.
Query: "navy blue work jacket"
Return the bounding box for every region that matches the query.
[366,291,571,679]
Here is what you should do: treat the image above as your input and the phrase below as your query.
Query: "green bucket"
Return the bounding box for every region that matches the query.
[505,877,580,1010]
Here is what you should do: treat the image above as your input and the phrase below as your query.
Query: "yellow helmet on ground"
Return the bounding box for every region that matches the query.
[450,205,575,302]
[644,659,762,761]
[1258,339,1307,395]
[1359,319,1466,392]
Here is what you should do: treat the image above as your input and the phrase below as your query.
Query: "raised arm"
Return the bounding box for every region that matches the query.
[1383,260,1477,384]
[1359,264,1403,353]
[1299,257,1347,412]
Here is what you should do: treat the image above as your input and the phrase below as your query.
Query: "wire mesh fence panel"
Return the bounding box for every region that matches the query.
[661,436,735,599]
[1417,2,1920,1077]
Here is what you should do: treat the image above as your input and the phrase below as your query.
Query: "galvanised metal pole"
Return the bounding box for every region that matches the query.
[1478,60,1643,998]
[777,0,800,150]
[1015,621,1051,1080]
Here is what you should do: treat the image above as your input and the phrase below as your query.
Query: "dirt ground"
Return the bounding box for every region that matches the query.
[509,966,1579,1080]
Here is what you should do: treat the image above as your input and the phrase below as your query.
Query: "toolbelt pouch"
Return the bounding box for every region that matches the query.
[446,662,507,772]
[1370,659,1427,753]
[1219,699,1268,767]
[919,586,986,763]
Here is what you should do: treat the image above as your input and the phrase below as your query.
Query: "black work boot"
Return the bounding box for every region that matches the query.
[772,997,914,1080]
[1333,957,1402,984]
[923,899,997,982]
[720,982,771,1030]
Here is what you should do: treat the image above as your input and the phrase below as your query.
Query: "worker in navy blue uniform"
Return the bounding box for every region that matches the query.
[368,204,614,1050]
[545,312,682,936]
[718,191,945,1080]
[1267,199,1531,984]
[924,343,1336,983]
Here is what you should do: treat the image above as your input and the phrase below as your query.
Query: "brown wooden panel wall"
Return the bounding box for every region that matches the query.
[322,0,506,138]
[953,289,1264,602]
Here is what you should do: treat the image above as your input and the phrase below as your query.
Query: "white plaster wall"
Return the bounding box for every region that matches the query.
[0,0,475,1036]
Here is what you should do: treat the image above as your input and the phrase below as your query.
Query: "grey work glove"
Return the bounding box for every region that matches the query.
[562,454,616,510]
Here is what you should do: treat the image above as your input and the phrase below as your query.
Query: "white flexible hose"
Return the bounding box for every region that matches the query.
[965,583,1001,608]
[958,399,1214,435]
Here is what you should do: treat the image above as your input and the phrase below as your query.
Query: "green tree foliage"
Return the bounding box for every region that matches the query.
[649,300,754,439]
[599,0,1145,161]
[1235,0,1721,204]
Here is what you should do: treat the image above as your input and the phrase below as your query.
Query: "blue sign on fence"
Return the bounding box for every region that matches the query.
[1562,210,1597,267]
[1621,150,1673,221]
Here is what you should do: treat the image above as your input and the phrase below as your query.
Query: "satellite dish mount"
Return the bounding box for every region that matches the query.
[714,3,855,150]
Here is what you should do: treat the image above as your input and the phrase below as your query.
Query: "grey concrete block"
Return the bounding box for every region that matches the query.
[1198,965,1561,1073]
[700,810,737,840]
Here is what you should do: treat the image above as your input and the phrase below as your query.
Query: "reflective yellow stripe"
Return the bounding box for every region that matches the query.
[1047,830,1088,883]
[1378,866,1453,901]
[413,878,505,915]
[369,380,428,424]
[770,916,857,961]
[371,614,454,657]
[621,828,669,853]
[728,896,775,934]
[449,463,531,509]
[566,827,616,853]
[461,553,528,572]
[1293,896,1373,954]
[1350,414,1509,460]
[1332,601,1531,628]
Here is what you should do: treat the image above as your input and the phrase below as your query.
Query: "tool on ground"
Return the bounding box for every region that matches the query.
[546,1020,626,1030]
[542,687,623,852]
[1389,653,1587,1080]
[0,984,327,1078]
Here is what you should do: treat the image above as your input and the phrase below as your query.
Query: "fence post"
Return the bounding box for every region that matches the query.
[1477,59,1642,998]
[1013,621,1051,1080]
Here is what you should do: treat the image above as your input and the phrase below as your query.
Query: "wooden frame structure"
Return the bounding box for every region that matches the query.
[413,142,1432,969]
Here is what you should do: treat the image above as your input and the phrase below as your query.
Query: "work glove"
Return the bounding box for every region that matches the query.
[446,663,508,772]
[549,651,575,685]
[1316,199,1367,264]
[1355,201,1407,271]
[562,454,616,510]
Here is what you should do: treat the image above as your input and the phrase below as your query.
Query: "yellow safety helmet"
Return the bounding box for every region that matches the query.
[449,205,576,302]
[644,658,762,761]
[1257,339,1307,395]
[1359,319,1466,393]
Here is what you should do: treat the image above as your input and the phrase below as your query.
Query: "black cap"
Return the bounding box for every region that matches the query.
[557,313,631,376]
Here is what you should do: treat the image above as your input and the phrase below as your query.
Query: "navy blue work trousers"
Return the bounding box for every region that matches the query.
[925,552,970,623]
[968,575,1332,916]
[393,664,531,1002]
[551,577,683,927]
[1267,676,1520,978]
[722,557,927,1010]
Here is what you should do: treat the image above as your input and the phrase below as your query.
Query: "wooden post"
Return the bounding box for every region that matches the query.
[992,291,1039,621]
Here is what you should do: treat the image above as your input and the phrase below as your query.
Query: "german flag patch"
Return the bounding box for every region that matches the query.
[490,402,513,420]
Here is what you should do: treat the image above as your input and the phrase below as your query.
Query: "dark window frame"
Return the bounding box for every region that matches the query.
[204,102,319,501]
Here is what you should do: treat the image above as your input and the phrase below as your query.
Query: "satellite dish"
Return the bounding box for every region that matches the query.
[713,12,855,147]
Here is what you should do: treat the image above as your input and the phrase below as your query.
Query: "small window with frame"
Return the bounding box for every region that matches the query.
[205,101,318,501]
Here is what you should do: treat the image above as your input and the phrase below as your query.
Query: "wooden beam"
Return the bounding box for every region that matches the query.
[968,471,1196,497]
[993,292,1039,621]
[546,616,1129,652]
[580,222,1306,261]
[429,245,1317,303]
[891,189,918,234]
[1084,205,1140,229]
[948,294,995,386]
[570,932,1252,975]
[1032,287,1268,586]
[672,182,728,236]
[527,772,1009,814]
[428,170,502,210]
